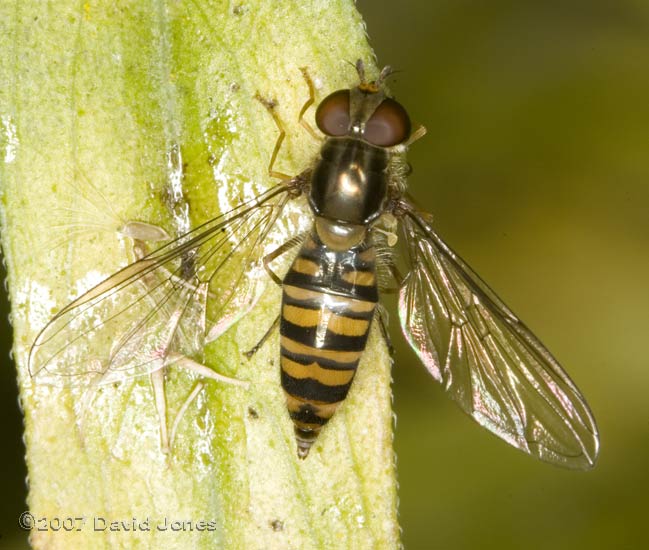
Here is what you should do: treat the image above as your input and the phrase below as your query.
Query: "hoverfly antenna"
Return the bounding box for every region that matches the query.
[376,65,394,86]
[354,59,367,83]
[353,59,393,93]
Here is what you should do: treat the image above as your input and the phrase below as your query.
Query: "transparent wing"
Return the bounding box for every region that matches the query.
[398,202,599,469]
[29,184,294,386]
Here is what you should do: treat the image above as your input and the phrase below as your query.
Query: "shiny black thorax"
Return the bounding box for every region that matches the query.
[309,137,389,225]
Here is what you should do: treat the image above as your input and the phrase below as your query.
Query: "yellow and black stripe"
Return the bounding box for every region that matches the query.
[280,230,378,457]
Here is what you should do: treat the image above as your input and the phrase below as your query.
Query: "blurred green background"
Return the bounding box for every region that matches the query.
[1,0,648,548]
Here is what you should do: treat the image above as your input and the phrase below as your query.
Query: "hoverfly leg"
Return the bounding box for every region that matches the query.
[403,124,427,148]
[168,380,205,451]
[152,353,248,451]
[150,368,170,453]
[263,258,283,287]
[262,232,307,286]
[375,304,395,357]
[73,363,106,448]
[254,93,293,181]
[297,67,320,141]
[391,125,426,155]
[244,315,280,359]
[244,233,305,357]
[164,352,249,388]
[388,263,405,287]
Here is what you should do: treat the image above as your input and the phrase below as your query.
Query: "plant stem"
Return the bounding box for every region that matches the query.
[0,1,398,548]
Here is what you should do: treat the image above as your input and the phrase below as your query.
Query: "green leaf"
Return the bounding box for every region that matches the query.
[0,1,398,549]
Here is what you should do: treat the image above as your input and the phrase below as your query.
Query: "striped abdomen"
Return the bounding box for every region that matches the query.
[280,230,378,457]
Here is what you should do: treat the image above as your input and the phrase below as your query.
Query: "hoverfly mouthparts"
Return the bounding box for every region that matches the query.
[29,59,599,468]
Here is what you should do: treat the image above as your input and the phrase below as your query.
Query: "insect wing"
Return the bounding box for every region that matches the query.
[29,185,292,386]
[398,204,599,469]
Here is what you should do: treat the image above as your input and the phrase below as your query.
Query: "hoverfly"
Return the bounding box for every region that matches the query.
[29,60,599,468]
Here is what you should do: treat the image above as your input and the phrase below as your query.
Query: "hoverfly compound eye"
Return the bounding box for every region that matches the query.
[315,89,351,136]
[363,98,411,147]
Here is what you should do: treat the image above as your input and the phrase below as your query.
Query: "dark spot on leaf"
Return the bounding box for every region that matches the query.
[270,519,283,532]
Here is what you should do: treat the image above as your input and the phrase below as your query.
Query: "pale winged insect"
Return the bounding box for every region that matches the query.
[29,60,599,467]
